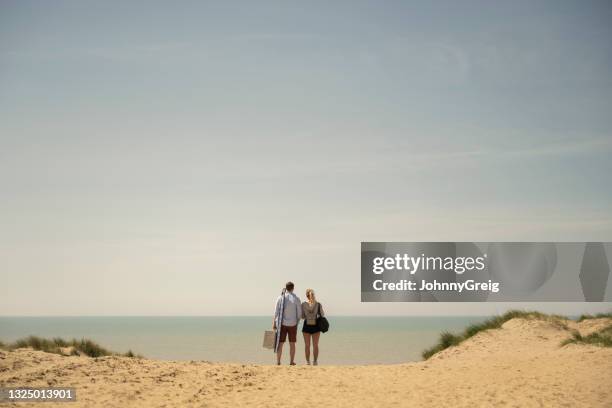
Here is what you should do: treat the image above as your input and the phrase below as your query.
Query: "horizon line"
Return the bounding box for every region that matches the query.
[0,313,576,318]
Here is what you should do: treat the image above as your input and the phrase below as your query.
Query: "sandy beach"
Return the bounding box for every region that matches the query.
[1,316,611,407]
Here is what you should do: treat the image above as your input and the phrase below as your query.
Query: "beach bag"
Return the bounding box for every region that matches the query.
[262,330,276,349]
[317,303,329,333]
[317,317,329,333]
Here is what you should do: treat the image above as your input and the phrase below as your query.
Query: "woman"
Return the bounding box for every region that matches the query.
[301,288,325,365]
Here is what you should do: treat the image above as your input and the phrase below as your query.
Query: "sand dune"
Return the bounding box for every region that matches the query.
[1,317,611,407]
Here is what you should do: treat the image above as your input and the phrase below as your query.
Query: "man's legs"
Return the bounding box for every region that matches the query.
[276,342,283,365]
[289,341,296,364]
[276,325,289,365]
[288,325,297,365]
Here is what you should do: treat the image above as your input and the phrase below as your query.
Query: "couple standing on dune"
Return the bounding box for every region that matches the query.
[273,281,326,366]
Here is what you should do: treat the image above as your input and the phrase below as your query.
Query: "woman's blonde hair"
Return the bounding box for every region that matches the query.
[306,288,316,304]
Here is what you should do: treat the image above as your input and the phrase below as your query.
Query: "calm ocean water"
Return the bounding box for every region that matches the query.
[0,316,486,365]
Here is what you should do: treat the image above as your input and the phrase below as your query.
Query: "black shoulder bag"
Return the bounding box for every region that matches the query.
[316,302,329,333]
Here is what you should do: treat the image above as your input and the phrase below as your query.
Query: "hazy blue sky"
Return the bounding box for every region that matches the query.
[1,1,611,315]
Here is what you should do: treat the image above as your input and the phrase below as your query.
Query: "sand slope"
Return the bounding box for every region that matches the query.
[1,317,611,407]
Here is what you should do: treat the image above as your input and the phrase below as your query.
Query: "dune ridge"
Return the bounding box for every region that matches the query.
[1,316,611,407]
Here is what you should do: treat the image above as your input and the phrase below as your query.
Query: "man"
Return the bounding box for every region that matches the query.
[273,281,302,365]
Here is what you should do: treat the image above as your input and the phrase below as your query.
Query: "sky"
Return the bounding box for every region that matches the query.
[1,0,611,316]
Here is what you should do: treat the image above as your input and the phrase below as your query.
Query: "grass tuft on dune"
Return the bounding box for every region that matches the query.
[0,336,143,358]
[562,325,612,348]
[576,312,612,322]
[422,310,569,360]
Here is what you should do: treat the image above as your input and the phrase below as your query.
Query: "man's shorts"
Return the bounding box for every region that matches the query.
[279,325,297,343]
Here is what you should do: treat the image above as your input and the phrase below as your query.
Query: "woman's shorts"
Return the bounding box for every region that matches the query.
[302,323,321,334]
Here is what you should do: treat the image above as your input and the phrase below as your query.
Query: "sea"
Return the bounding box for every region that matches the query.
[0,316,487,365]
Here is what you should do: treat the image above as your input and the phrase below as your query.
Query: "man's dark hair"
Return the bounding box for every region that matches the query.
[285,281,294,291]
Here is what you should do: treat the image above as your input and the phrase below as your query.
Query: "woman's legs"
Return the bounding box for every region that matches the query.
[312,332,321,364]
[303,333,311,363]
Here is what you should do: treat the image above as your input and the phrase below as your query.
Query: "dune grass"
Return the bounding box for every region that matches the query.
[0,336,142,358]
[561,325,612,348]
[421,310,569,360]
[576,313,612,322]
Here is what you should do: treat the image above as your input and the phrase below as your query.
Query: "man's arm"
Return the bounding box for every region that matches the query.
[297,297,303,320]
[272,296,280,329]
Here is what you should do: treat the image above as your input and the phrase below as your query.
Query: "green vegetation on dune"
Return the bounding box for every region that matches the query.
[421,331,462,359]
[421,310,570,360]
[0,336,143,358]
[576,313,612,322]
[561,325,612,348]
